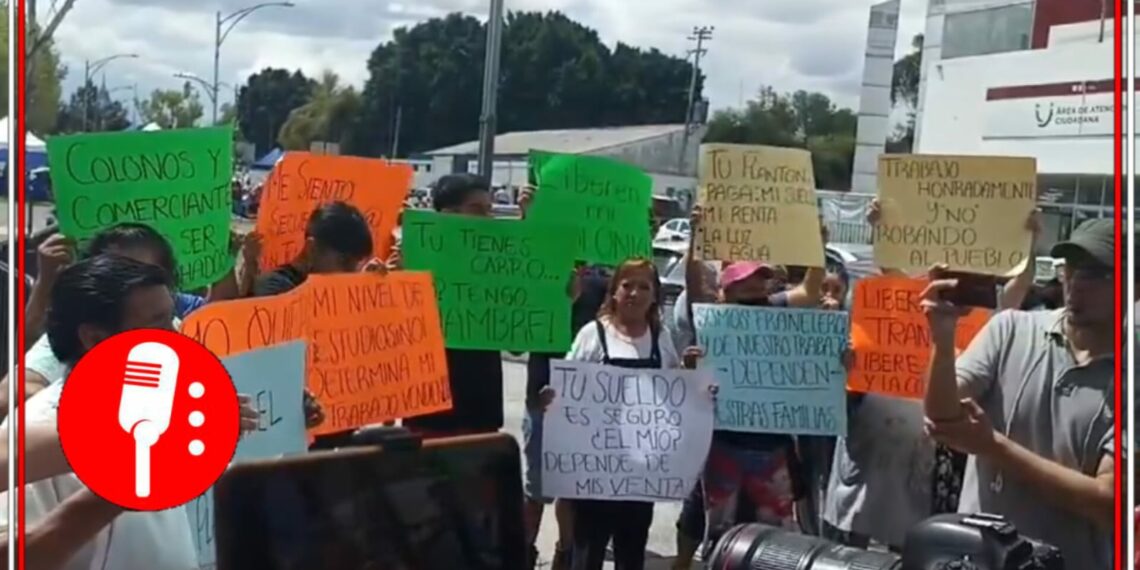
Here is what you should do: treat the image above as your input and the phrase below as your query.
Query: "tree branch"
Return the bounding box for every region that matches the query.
[28,0,76,59]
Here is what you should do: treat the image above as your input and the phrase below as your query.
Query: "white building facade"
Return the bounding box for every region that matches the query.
[914,0,1123,246]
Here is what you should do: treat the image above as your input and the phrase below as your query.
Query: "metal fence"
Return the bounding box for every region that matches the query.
[818,190,874,245]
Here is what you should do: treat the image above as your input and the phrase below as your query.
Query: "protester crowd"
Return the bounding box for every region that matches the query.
[0,161,1118,570]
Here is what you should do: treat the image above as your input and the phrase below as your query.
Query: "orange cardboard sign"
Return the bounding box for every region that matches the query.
[848,275,991,399]
[180,288,305,357]
[181,271,451,434]
[256,153,412,271]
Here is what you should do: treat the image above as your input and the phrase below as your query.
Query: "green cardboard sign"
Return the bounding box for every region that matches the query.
[401,209,574,352]
[528,151,653,266]
[47,127,235,290]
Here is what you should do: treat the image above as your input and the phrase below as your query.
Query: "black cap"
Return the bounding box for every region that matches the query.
[1050,218,1115,268]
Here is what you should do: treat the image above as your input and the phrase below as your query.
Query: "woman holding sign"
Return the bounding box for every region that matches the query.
[541,258,686,570]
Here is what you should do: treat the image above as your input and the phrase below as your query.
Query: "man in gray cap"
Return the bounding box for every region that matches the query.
[920,217,1116,569]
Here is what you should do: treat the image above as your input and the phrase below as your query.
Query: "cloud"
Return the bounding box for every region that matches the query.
[49,0,924,125]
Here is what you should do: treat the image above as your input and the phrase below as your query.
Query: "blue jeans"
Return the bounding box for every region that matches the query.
[522,408,552,503]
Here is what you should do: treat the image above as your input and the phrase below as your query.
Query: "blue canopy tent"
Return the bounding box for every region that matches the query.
[251,148,283,170]
[0,118,50,201]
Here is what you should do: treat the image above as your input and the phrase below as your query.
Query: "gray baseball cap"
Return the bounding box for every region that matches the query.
[1050,218,1115,268]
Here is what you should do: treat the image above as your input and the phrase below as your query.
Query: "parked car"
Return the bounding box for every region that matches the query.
[654,218,691,242]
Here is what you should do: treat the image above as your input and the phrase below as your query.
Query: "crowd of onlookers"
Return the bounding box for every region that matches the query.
[0,167,1122,570]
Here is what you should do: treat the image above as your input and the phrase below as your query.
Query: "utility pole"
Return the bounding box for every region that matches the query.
[678,26,713,172]
[476,0,505,179]
[391,105,403,158]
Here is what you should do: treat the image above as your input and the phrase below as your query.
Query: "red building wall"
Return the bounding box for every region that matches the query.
[1031,0,1108,48]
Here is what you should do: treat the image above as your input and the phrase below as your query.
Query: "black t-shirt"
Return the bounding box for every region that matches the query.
[403,348,504,433]
[252,265,307,297]
[525,268,609,405]
[250,264,328,442]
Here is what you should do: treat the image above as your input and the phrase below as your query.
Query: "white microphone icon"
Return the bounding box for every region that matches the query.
[118,342,180,498]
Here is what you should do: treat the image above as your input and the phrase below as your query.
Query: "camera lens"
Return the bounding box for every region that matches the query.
[705,524,902,570]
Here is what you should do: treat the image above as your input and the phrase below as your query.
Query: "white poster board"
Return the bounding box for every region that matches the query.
[540,360,714,501]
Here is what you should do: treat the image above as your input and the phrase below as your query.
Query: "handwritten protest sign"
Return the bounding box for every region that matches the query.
[180,289,305,357]
[47,127,235,290]
[694,304,848,436]
[256,153,411,271]
[401,209,575,352]
[874,154,1037,275]
[848,276,991,399]
[180,272,451,433]
[303,273,451,434]
[541,360,714,501]
[528,151,652,266]
[188,341,308,569]
[695,144,824,267]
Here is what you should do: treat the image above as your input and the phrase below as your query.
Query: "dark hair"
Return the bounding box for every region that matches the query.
[47,255,172,365]
[87,223,178,287]
[305,201,373,259]
[431,173,490,211]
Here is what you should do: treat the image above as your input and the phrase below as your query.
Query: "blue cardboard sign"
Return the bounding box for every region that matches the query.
[187,340,308,569]
[693,304,849,436]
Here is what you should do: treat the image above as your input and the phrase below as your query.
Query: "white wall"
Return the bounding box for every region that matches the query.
[915,39,1118,174]
[851,0,900,194]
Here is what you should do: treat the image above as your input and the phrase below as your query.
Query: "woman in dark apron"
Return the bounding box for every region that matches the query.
[559,258,685,570]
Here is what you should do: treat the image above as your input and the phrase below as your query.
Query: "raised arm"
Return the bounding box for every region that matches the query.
[997,210,1042,311]
[8,489,124,570]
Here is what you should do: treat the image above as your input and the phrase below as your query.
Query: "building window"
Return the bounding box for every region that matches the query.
[941,2,1033,59]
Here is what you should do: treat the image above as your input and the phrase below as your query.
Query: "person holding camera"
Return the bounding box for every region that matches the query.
[921,218,1116,570]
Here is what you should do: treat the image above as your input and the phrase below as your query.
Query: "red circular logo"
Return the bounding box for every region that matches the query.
[58,328,241,511]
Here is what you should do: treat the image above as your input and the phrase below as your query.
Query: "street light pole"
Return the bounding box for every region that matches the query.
[476,0,505,179]
[176,72,236,126]
[82,53,138,131]
[213,2,294,125]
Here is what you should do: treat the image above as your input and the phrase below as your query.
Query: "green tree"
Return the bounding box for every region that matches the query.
[56,81,130,133]
[704,86,857,190]
[889,33,923,151]
[350,10,699,157]
[278,70,361,150]
[27,37,64,134]
[236,67,316,155]
[137,82,204,129]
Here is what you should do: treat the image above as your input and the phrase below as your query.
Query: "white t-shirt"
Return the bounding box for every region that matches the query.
[1,381,199,570]
[26,318,183,386]
[566,318,681,369]
[25,333,65,384]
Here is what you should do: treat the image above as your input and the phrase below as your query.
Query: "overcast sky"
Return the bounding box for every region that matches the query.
[51,0,926,121]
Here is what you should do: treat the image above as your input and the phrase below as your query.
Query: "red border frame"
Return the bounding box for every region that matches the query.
[4,1,1130,570]
[1112,0,1122,567]
[15,0,28,568]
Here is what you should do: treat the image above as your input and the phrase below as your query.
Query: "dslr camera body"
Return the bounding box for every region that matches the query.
[901,513,1063,570]
[706,513,1063,570]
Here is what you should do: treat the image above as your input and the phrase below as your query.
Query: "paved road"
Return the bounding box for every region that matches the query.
[501,356,687,570]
